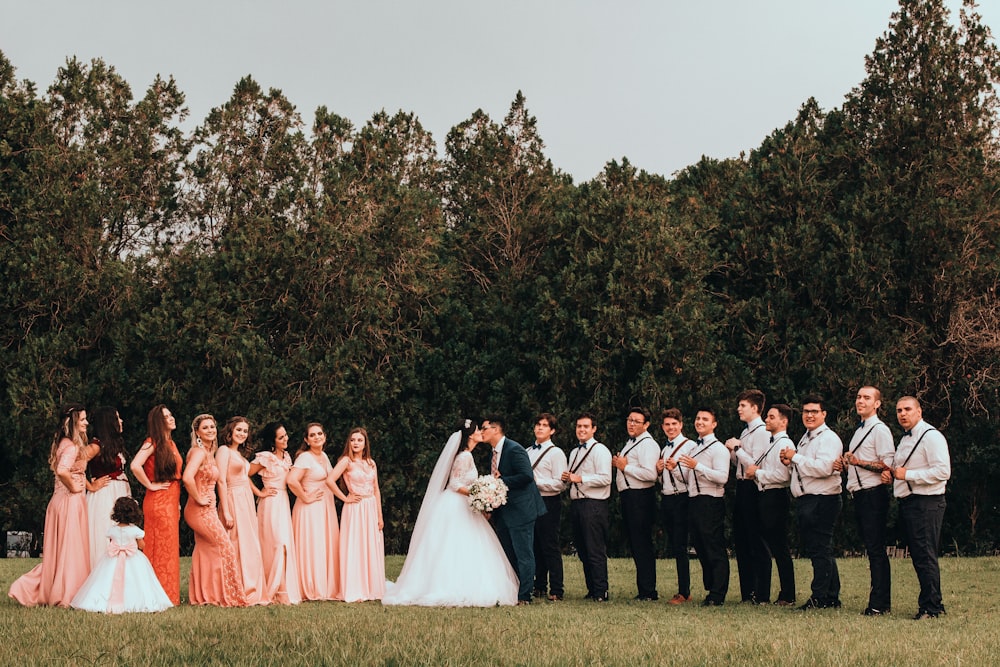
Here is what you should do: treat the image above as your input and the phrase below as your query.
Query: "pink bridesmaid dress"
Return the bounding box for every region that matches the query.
[183,452,247,607]
[253,450,301,604]
[9,439,91,607]
[291,451,341,601]
[224,451,268,605]
[338,459,385,601]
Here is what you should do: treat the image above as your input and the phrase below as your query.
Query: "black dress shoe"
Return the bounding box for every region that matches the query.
[593,593,609,603]
[701,599,723,607]
[634,593,658,601]
[797,598,821,611]
[532,589,546,599]
[862,607,890,616]
[913,609,940,620]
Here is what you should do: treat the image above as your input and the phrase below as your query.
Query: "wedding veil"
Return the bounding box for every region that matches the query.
[399,429,463,561]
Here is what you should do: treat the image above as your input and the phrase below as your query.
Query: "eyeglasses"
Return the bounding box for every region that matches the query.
[802,409,823,415]
[626,419,646,425]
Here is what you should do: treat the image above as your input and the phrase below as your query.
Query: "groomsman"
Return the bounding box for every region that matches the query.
[528,413,568,601]
[561,412,612,602]
[655,408,694,604]
[844,386,895,616]
[613,407,660,600]
[744,403,796,606]
[680,408,730,606]
[780,395,844,610]
[884,396,951,620]
[725,389,770,603]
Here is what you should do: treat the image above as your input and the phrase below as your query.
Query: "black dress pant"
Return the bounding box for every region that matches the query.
[620,486,657,598]
[660,492,690,597]
[758,488,795,602]
[899,494,946,614]
[571,498,609,598]
[796,493,841,605]
[533,494,564,597]
[734,478,769,601]
[689,495,729,603]
[853,485,891,610]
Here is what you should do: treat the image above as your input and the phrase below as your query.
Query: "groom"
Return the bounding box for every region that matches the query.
[481,416,546,605]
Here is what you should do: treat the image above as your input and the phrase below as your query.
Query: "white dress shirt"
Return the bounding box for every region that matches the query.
[686,435,729,498]
[615,431,659,492]
[845,415,895,492]
[732,417,768,480]
[566,439,612,500]
[529,440,568,497]
[660,435,693,496]
[789,424,843,497]
[893,420,950,498]
[753,431,792,491]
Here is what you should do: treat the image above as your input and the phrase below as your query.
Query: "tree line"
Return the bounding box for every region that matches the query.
[2,0,999,554]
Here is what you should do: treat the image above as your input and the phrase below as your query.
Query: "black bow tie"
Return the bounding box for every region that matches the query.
[577,442,588,449]
[903,430,912,437]
[857,421,865,430]
[697,438,704,445]
[769,436,774,443]
[530,444,541,450]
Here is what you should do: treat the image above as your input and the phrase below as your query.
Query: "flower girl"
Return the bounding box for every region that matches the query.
[71,496,173,613]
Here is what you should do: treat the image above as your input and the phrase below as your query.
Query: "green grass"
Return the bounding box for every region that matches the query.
[2,556,998,666]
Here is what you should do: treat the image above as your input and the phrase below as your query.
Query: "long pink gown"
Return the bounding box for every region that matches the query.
[253,450,301,604]
[9,439,91,607]
[223,449,267,605]
[291,451,341,601]
[339,458,385,601]
[183,450,246,607]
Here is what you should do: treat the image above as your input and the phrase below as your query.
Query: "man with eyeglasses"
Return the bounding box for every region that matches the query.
[780,395,844,610]
[612,407,660,600]
[481,416,546,606]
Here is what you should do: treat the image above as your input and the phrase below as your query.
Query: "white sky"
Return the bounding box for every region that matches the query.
[2,0,997,182]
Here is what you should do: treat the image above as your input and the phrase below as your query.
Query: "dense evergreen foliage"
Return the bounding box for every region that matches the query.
[2,0,998,554]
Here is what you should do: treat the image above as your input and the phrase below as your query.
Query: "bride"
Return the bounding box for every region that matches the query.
[382,420,519,606]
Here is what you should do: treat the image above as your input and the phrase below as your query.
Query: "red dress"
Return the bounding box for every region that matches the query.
[141,439,182,605]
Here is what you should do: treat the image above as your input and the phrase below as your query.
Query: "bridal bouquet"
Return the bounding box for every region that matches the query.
[468,475,508,514]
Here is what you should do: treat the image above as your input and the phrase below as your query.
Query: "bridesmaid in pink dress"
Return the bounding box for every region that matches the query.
[329,427,385,602]
[9,404,92,607]
[287,423,344,601]
[182,414,247,607]
[217,416,267,605]
[250,421,301,604]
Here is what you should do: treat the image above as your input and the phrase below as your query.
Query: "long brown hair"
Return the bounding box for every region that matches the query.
[146,404,179,482]
[220,416,252,459]
[340,427,372,461]
[49,403,87,471]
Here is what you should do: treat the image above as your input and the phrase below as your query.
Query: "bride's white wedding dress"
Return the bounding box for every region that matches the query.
[382,432,518,606]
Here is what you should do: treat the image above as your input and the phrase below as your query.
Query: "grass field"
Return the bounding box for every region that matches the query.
[1,556,997,666]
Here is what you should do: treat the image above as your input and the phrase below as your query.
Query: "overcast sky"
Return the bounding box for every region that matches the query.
[2,0,997,182]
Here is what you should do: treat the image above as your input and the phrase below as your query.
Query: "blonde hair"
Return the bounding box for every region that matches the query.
[190,414,217,454]
[48,404,87,471]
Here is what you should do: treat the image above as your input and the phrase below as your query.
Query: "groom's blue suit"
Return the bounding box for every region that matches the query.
[493,437,547,602]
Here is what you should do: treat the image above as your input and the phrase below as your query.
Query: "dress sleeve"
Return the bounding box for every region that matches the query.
[131,525,145,540]
[448,451,474,492]
[56,440,77,473]
[292,454,311,470]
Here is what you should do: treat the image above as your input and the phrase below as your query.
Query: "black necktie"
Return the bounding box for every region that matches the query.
[769,436,774,443]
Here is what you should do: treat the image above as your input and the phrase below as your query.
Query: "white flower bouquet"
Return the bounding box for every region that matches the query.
[467,475,508,514]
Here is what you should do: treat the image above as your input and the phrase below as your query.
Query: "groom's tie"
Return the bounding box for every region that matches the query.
[491,448,499,476]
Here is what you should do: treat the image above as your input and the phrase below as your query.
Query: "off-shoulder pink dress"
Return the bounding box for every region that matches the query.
[9,439,91,607]
[339,458,385,601]
[253,450,301,604]
[291,451,340,601]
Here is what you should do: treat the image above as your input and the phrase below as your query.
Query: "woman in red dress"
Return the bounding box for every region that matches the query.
[130,405,182,604]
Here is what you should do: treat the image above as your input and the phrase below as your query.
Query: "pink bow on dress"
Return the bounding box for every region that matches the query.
[107,541,138,613]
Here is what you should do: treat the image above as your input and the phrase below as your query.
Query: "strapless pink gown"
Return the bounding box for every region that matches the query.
[224,450,267,605]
